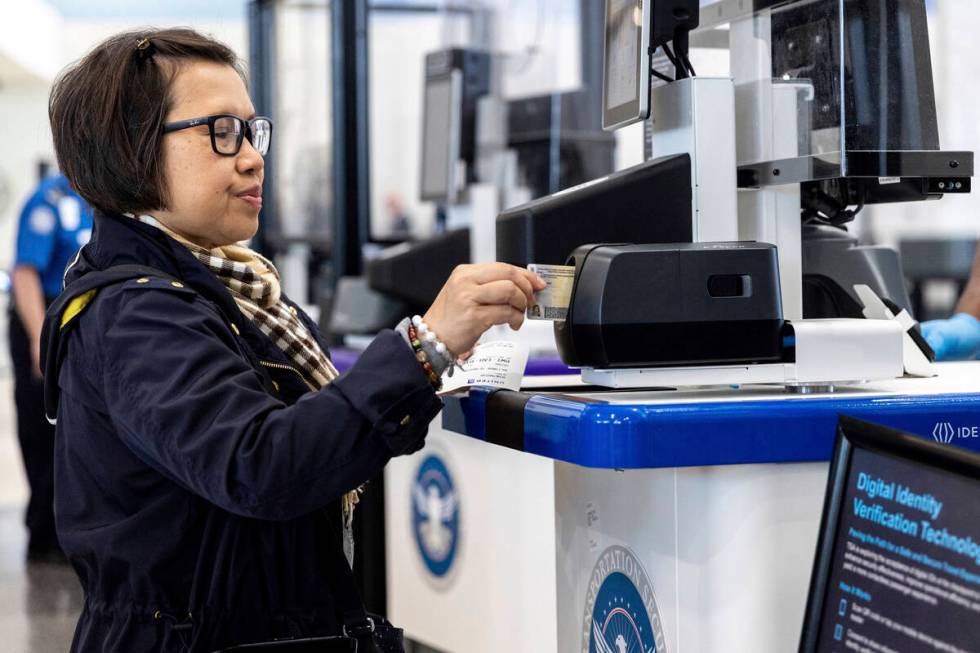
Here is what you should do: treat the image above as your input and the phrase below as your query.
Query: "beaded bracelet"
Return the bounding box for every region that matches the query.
[407,324,442,389]
[411,315,455,367]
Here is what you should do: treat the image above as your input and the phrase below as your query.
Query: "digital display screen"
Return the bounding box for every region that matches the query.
[605,0,640,109]
[602,0,648,130]
[420,76,454,201]
[814,446,980,652]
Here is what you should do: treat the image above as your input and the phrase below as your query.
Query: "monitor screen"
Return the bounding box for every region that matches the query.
[801,417,980,652]
[420,73,460,202]
[602,0,650,130]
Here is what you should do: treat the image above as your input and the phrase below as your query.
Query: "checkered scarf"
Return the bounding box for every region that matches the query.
[136,215,338,388]
[135,216,361,526]
[185,242,340,389]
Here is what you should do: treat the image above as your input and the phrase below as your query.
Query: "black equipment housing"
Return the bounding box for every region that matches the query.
[801,224,913,319]
[365,228,470,314]
[739,0,974,211]
[496,153,693,267]
[507,90,616,200]
[651,0,701,52]
[555,242,785,369]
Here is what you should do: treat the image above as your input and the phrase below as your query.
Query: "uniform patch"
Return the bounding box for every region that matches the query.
[59,196,82,231]
[28,206,56,235]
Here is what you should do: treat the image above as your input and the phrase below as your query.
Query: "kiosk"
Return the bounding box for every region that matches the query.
[387,367,980,652]
[385,1,979,651]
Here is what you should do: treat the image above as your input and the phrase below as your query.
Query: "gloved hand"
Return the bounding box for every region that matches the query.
[920,313,980,361]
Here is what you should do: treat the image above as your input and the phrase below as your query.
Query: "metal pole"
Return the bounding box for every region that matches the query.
[579,0,605,130]
[331,0,371,279]
[332,0,386,617]
[248,0,278,258]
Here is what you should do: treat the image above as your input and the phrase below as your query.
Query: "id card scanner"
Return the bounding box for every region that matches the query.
[554,242,786,369]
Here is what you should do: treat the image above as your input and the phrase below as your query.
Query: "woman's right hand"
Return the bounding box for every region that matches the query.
[422,263,547,357]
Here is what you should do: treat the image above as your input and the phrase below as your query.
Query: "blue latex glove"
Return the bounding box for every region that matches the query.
[920,313,980,361]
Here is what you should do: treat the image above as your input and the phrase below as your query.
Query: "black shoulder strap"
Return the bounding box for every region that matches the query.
[321,519,379,648]
[41,264,174,422]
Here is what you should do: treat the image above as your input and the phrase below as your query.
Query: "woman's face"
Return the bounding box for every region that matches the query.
[154,61,264,249]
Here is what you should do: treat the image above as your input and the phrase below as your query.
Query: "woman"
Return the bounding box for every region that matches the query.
[42,28,544,652]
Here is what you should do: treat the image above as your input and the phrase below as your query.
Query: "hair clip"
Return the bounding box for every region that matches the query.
[135,37,156,61]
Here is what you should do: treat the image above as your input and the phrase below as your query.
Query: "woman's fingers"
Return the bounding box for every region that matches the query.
[468,263,544,298]
[424,263,542,354]
[467,262,517,284]
[506,266,541,301]
[474,280,529,312]
[480,304,526,331]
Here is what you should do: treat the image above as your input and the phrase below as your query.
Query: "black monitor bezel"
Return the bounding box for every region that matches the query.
[602,0,651,131]
[799,415,980,652]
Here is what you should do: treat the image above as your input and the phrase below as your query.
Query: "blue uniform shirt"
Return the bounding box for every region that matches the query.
[14,174,93,299]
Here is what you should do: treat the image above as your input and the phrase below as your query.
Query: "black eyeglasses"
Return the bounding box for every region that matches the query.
[162,114,273,156]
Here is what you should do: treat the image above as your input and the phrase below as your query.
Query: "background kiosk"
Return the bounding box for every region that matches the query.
[385,1,979,651]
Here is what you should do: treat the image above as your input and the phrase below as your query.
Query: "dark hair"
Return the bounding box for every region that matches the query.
[49,28,245,215]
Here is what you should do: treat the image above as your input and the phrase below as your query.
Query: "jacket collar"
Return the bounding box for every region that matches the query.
[78,212,316,376]
[70,211,251,331]
[69,211,206,286]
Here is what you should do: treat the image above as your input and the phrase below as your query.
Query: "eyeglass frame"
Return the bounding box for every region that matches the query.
[161,114,273,157]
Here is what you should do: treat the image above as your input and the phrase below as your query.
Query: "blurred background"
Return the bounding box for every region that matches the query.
[1,0,979,650]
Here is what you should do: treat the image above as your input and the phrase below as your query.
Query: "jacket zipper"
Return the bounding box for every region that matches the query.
[260,360,317,392]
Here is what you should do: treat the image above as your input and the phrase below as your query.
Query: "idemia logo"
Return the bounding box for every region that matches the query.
[933,422,955,444]
[411,454,459,578]
[582,545,667,653]
[932,422,980,444]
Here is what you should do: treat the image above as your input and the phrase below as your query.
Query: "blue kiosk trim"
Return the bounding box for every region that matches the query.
[441,388,980,469]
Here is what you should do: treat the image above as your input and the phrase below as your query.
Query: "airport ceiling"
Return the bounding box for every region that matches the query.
[47,0,245,20]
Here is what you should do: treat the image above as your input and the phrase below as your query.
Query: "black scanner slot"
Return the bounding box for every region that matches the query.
[707,274,752,298]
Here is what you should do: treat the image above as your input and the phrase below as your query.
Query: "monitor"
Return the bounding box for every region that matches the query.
[601,0,700,131]
[419,70,461,203]
[602,0,651,130]
[800,416,980,652]
[496,153,693,267]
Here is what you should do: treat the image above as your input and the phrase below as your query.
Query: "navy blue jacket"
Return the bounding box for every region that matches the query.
[42,212,442,652]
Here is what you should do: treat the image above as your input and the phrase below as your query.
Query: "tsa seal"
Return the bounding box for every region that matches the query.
[411,453,460,579]
[582,545,667,653]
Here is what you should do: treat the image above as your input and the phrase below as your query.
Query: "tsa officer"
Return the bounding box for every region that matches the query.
[920,245,980,361]
[9,172,92,562]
